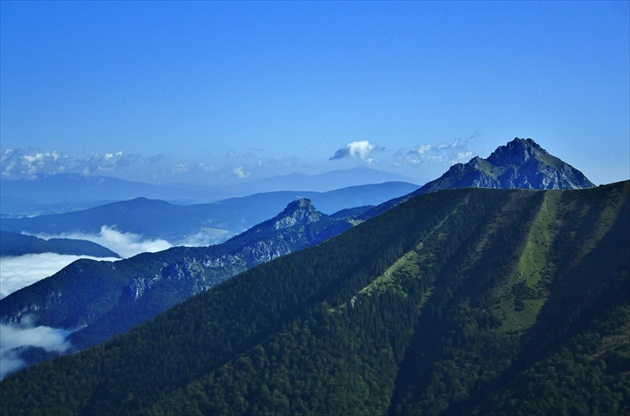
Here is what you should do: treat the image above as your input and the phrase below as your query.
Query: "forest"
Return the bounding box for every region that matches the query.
[1,181,628,415]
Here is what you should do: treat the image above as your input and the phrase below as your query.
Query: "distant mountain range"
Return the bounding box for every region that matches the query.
[0,138,594,247]
[0,181,418,245]
[0,167,416,216]
[223,167,417,194]
[1,180,627,415]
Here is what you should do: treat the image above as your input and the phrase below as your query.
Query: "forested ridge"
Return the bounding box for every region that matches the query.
[0,198,355,354]
[1,182,628,415]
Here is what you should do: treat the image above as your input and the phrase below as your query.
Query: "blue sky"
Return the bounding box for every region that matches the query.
[1,1,628,186]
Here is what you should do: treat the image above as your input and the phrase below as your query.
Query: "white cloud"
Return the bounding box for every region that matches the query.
[329,140,382,163]
[83,151,142,174]
[233,166,250,179]
[0,318,71,380]
[196,162,218,173]
[0,226,172,297]
[171,162,190,173]
[0,320,70,352]
[223,150,298,180]
[37,226,173,259]
[0,147,300,185]
[411,144,433,155]
[0,253,120,298]
[0,148,142,179]
[1,148,70,178]
[456,151,473,161]
[399,136,476,167]
[176,229,232,247]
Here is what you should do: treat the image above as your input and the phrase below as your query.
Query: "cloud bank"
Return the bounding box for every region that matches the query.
[82,151,142,174]
[1,147,301,186]
[0,226,175,375]
[0,317,72,380]
[0,148,144,179]
[1,227,172,299]
[38,226,173,259]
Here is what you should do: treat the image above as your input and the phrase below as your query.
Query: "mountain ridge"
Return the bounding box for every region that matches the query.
[0,168,417,216]
[0,197,358,356]
[1,181,627,415]
[0,182,418,245]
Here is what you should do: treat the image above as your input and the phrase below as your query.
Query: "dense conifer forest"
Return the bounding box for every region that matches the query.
[1,182,628,415]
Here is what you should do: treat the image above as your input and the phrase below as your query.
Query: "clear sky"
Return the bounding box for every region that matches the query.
[1,1,628,186]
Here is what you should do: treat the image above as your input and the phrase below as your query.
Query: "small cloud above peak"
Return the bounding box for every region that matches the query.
[329,141,383,163]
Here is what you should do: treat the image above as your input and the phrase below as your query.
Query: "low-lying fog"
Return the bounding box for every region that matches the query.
[0,226,186,379]
[0,253,120,298]
[0,226,183,299]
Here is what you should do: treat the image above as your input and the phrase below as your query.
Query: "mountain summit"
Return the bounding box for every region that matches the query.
[416,138,594,195]
[273,198,322,230]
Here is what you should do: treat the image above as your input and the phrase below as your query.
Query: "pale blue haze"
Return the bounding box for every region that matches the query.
[1,1,628,185]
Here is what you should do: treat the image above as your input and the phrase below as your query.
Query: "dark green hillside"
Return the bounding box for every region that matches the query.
[1,182,628,416]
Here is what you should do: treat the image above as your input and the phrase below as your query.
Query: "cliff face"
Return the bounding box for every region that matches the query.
[274,199,323,230]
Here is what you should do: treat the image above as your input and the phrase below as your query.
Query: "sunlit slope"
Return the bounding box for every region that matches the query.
[1,182,628,415]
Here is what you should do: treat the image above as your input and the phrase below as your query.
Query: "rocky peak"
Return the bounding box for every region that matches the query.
[274,198,323,230]
[414,137,594,195]
[487,137,546,166]
[467,156,485,168]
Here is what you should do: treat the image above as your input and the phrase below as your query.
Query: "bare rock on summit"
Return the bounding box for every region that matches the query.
[274,198,323,230]
[415,137,595,195]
